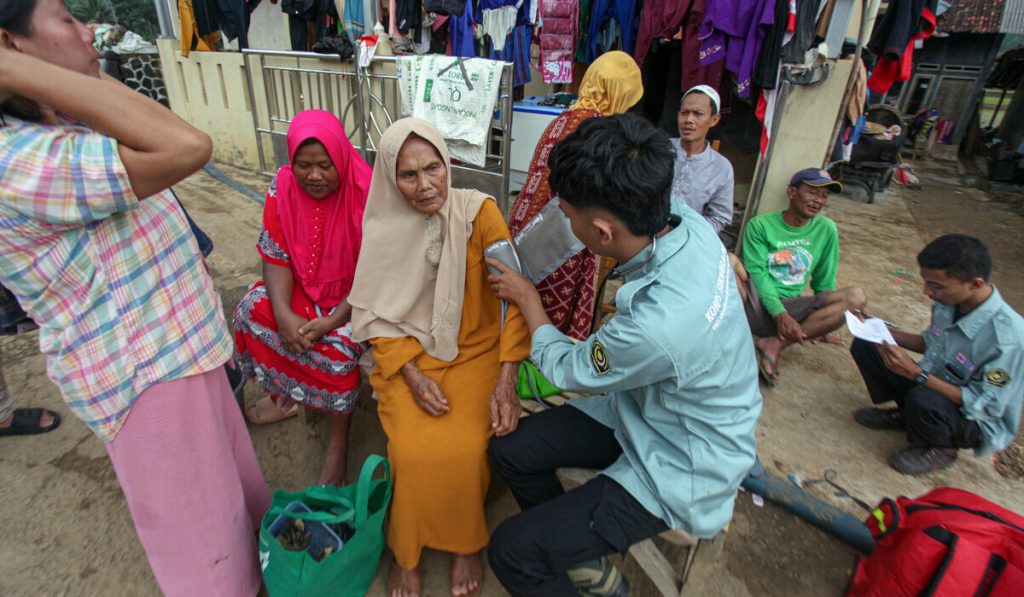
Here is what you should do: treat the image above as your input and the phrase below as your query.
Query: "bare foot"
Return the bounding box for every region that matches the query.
[810,331,845,346]
[754,336,782,382]
[450,552,483,597]
[318,413,351,486]
[244,396,298,425]
[387,561,422,597]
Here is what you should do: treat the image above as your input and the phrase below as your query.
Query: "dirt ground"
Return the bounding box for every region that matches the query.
[0,159,1020,596]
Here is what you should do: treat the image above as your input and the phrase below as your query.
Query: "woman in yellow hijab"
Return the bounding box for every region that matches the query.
[506,51,643,340]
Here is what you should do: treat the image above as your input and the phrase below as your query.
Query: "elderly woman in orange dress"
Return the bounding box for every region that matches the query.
[350,118,530,597]
[506,51,643,340]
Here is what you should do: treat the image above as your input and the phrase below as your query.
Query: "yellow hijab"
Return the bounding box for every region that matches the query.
[349,118,488,362]
[571,51,644,116]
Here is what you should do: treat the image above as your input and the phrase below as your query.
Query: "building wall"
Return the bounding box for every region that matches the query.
[156,38,260,169]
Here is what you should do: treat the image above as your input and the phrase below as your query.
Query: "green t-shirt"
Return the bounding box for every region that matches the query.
[742,211,839,317]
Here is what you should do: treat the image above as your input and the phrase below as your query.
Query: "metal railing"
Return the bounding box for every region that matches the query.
[243,49,515,212]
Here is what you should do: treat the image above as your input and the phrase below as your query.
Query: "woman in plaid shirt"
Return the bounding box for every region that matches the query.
[0,1,271,594]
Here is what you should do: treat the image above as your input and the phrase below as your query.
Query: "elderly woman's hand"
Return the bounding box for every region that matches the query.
[401,361,450,416]
[490,362,521,436]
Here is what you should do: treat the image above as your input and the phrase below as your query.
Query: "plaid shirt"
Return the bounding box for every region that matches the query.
[0,116,232,440]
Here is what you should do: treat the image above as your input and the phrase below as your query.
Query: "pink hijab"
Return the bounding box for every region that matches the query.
[276,110,372,308]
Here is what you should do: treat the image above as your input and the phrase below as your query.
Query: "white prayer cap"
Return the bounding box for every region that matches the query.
[682,85,721,113]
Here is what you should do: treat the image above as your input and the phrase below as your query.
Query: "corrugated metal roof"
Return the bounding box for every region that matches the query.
[1002,0,1024,33]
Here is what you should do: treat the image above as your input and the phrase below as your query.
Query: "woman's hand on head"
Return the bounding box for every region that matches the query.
[400,362,450,416]
[490,362,521,436]
[487,259,539,307]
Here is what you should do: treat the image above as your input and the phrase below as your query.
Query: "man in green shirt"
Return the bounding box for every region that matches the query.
[852,235,1024,475]
[742,168,867,384]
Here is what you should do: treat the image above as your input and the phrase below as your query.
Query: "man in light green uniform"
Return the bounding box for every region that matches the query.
[852,234,1024,475]
[742,167,867,385]
[485,114,761,596]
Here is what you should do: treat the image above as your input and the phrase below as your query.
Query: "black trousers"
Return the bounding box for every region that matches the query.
[487,406,669,596]
[850,339,982,449]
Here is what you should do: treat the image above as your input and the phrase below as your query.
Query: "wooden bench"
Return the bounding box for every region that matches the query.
[555,467,727,596]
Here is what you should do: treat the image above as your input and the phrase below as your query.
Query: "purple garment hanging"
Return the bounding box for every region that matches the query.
[698,0,775,97]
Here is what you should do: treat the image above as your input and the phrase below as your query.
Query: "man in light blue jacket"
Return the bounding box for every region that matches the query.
[487,113,762,596]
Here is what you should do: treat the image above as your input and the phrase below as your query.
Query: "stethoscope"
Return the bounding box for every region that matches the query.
[606,235,657,281]
[605,213,682,281]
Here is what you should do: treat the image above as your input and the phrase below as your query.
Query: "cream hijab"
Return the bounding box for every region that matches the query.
[349,118,488,362]
[571,50,644,116]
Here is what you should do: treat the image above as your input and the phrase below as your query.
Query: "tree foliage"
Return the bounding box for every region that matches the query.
[67,0,160,42]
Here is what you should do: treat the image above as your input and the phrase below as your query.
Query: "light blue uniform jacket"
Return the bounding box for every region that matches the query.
[919,287,1024,455]
[531,209,762,537]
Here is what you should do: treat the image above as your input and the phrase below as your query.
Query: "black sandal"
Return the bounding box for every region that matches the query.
[0,408,61,437]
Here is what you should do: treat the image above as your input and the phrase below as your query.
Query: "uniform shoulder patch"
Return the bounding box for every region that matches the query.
[590,339,611,375]
[986,369,1010,388]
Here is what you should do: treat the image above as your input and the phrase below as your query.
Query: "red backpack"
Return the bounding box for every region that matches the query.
[847,488,1024,596]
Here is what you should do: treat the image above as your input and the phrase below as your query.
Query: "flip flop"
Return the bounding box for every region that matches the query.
[0,408,61,437]
[755,348,779,387]
[244,396,299,425]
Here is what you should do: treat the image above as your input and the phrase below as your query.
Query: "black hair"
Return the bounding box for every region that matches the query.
[0,0,42,123]
[0,0,35,36]
[548,113,673,237]
[681,89,718,116]
[917,234,992,282]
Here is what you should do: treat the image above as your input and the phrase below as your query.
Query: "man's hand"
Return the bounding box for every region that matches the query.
[487,259,539,307]
[774,311,806,344]
[277,311,312,354]
[490,362,521,436]
[298,316,337,344]
[877,342,922,380]
[401,362,450,416]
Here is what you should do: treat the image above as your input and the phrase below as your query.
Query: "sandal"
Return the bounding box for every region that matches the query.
[755,347,779,387]
[0,408,61,437]
[244,396,299,425]
[387,560,423,597]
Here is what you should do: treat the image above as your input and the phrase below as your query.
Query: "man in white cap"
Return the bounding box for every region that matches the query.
[670,85,734,233]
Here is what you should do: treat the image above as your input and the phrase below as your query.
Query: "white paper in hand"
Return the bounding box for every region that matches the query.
[845,311,897,345]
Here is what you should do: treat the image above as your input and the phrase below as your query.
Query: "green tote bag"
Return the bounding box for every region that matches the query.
[259,454,392,597]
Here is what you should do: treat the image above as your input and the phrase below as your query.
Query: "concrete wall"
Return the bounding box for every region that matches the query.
[157,38,260,169]
[754,57,857,214]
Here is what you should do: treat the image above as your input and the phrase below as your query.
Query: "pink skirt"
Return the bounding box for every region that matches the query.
[106,367,271,596]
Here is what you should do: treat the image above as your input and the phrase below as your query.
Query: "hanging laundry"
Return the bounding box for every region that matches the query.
[396,55,504,166]
[179,0,220,56]
[779,0,821,63]
[632,0,723,92]
[582,0,637,63]
[753,0,790,89]
[476,0,524,52]
[699,0,775,97]
[449,3,478,57]
[866,0,937,94]
[489,24,533,86]
[539,0,578,84]
[217,0,262,50]
[395,0,423,35]
[343,0,365,42]
[282,0,318,50]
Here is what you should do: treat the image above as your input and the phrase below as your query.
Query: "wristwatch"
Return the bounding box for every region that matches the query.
[914,370,930,385]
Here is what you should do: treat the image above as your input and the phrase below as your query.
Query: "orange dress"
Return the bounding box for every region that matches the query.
[369,200,531,568]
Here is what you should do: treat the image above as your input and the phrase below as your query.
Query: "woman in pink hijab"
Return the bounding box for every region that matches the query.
[234,110,371,485]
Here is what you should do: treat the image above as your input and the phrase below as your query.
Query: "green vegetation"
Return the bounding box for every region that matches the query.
[67,0,160,42]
